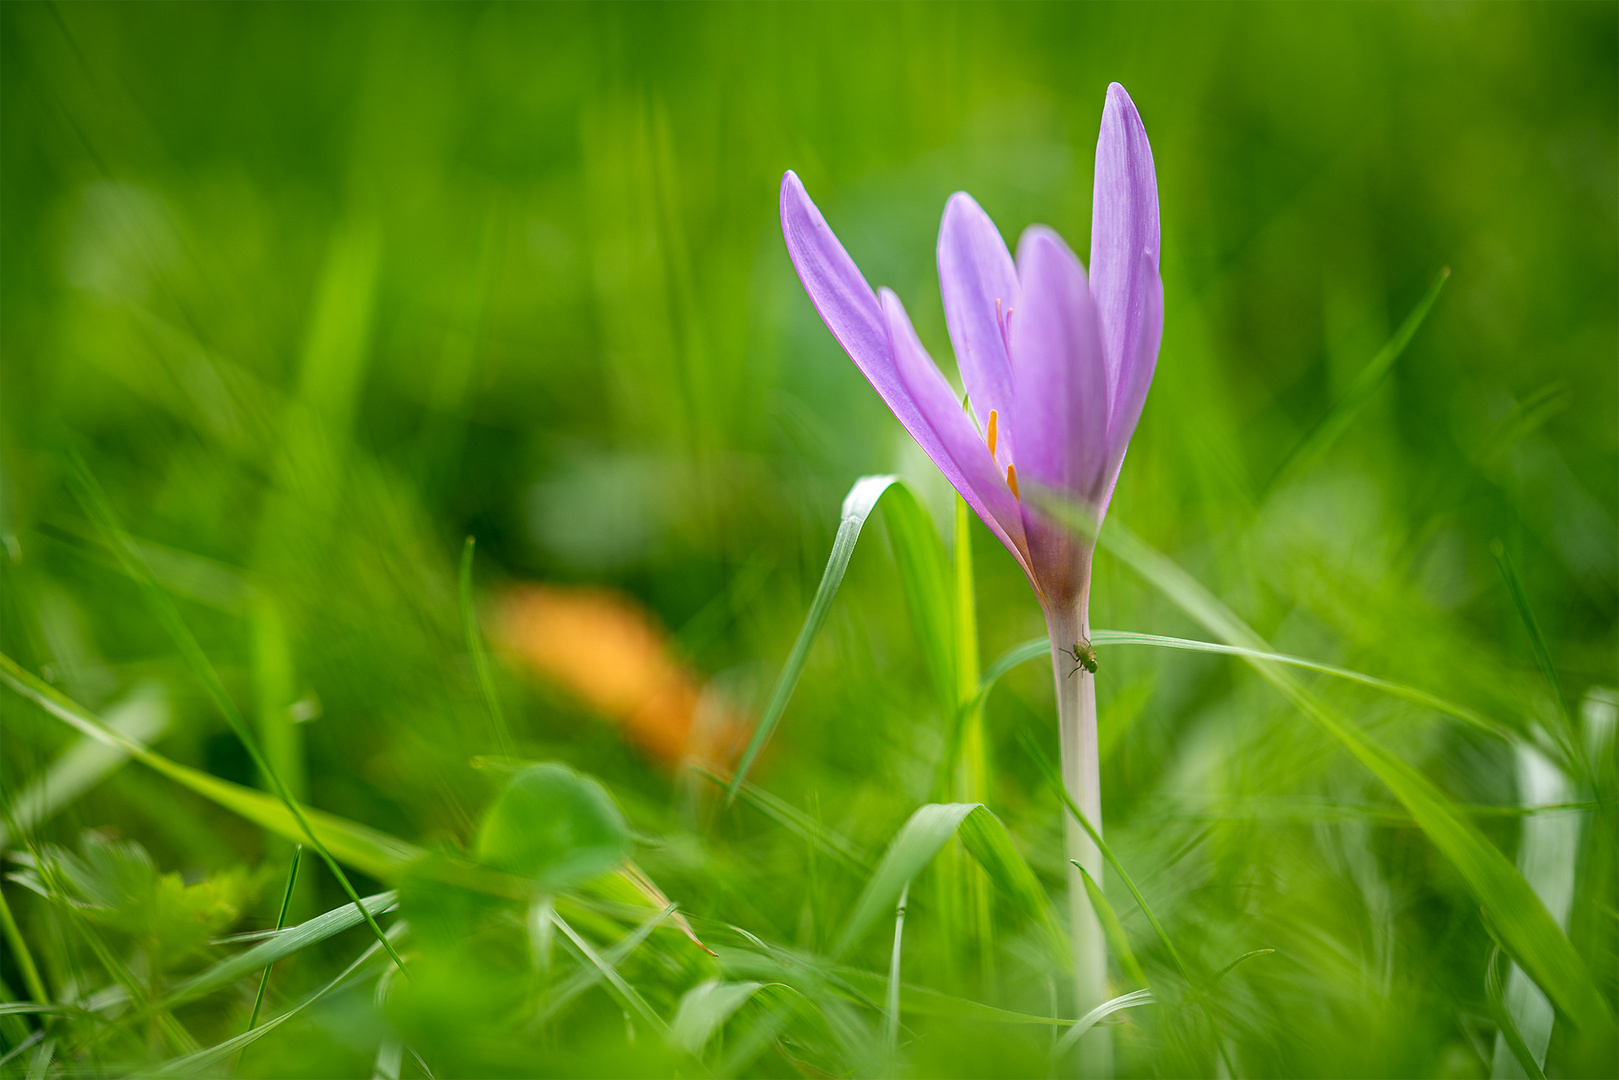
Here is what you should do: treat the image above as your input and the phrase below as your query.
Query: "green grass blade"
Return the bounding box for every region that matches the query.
[981,632,1516,743]
[1076,864,1145,988]
[1095,520,1614,1033]
[0,686,169,850]
[885,881,909,1053]
[460,536,516,757]
[833,970,1075,1026]
[2,653,425,880]
[956,805,1069,972]
[0,887,48,1006]
[692,766,868,871]
[1018,732,1195,987]
[1049,989,1155,1059]
[242,844,301,1038]
[139,925,403,1078]
[669,980,772,1057]
[834,803,977,957]
[1208,949,1275,987]
[953,495,981,703]
[1270,267,1449,489]
[729,474,900,798]
[1491,540,1582,763]
[537,902,678,1025]
[61,449,408,977]
[1486,946,1547,1080]
[165,887,395,1010]
[882,481,955,720]
[550,907,670,1035]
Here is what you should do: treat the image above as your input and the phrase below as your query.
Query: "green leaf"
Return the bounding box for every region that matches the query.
[476,762,631,888]
[1094,520,1614,1034]
[729,474,901,797]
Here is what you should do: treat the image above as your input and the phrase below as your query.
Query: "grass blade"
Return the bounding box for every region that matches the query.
[1018,733,1194,987]
[1270,267,1449,489]
[1094,519,1614,1034]
[460,536,516,757]
[549,907,670,1035]
[139,925,404,1078]
[537,902,678,1025]
[729,475,899,798]
[242,844,302,1040]
[62,448,407,976]
[1491,540,1582,765]
[165,888,397,1009]
[1076,864,1145,988]
[1049,989,1155,1059]
[885,882,909,1053]
[833,969,1074,1026]
[834,803,977,957]
[693,765,869,870]
[1486,946,1547,1080]
[955,805,1069,972]
[0,685,168,850]
[984,632,1517,743]
[882,479,955,719]
[669,980,772,1057]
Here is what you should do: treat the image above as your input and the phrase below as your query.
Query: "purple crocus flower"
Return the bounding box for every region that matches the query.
[781,82,1160,1040]
[780,82,1161,624]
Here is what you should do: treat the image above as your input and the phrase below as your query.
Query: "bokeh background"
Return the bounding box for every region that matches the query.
[2,3,1614,1078]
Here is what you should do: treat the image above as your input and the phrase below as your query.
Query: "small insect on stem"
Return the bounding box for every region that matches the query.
[1062,639,1098,679]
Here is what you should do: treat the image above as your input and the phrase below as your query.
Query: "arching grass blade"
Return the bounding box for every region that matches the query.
[729,475,899,798]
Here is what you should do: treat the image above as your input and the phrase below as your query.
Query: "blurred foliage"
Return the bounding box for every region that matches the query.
[1,3,1615,1077]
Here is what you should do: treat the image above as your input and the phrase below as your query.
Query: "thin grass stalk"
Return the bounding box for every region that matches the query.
[239,844,302,1071]
[885,881,910,1055]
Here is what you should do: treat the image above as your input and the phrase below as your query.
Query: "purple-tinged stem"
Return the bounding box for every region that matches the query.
[1046,588,1111,1077]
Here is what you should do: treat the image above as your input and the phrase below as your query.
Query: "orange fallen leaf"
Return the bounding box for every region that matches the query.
[496,584,737,768]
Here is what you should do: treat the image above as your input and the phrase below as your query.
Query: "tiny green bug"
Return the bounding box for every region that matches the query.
[1062,639,1098,678]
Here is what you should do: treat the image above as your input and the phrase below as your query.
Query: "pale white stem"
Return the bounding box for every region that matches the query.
[1047,596,1110,1078]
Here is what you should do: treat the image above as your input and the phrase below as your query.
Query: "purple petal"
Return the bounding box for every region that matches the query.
[1010,227,1110,507]
[878,287,1032,576]
[937,192,1020,472]
[780,171,893,403]
[1097,250,1164,514]
[1089,83,1161,436]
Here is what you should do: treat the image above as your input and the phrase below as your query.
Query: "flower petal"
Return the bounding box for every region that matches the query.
[1011,227,1110,507]
[780,171,896,402]
[1089,83,1160,434]
[1097,249,1164,514]
[878,287,1032,577]
[937,192,1020,472]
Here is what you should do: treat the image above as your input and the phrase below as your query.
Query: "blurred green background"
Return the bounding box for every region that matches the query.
[1,3,1614,1077]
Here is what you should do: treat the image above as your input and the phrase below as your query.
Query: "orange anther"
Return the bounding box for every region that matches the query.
[1005,463,1020,499]
[986,409,999,457]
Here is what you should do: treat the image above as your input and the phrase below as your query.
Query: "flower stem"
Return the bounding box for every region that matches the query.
[1047,598,1111,1078]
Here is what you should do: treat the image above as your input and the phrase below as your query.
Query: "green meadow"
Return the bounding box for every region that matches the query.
[1,3,1614,1077]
